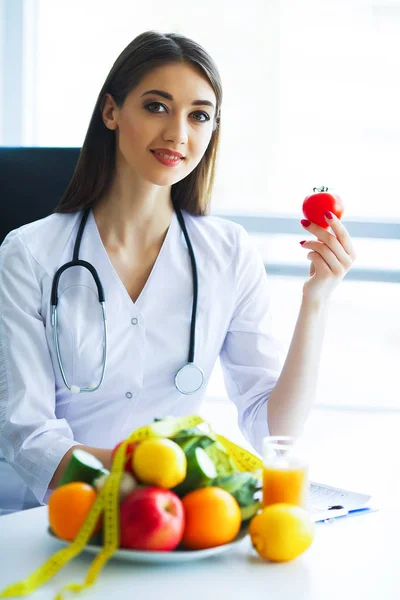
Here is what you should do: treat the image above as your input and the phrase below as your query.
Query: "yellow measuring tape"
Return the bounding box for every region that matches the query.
[0,415,262,599]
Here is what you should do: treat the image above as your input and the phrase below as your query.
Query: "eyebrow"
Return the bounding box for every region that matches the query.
[140,89,215,109]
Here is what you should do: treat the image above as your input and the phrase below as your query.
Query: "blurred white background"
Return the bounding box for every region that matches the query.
[1,0,399,448]
[14,0,400,219]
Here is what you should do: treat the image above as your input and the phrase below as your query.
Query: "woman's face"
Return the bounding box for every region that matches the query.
[102,62,217,187]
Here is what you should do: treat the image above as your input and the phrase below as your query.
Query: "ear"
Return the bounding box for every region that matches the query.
[101,93,118,130]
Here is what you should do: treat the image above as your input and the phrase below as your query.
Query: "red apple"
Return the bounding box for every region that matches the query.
[119,487,185,551]
[111,441,137,475]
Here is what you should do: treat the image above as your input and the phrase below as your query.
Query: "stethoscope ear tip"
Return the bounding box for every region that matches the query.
[70,385,81,394]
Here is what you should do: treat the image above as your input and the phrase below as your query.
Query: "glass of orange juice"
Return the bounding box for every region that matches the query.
[262,436,309,508]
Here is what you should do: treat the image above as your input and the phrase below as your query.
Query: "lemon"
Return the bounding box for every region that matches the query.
[249,503,315,562]
[132,438,187,488]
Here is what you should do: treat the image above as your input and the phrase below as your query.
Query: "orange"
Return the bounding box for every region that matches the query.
[48,482,99,541]
[181,486,242,550]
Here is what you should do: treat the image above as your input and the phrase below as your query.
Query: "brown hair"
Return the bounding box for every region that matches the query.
[52,30,222,217]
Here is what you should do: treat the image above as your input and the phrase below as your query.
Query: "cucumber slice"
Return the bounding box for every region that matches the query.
[189,446,217,480]
[172,446,217,497]
[58,449,106,487]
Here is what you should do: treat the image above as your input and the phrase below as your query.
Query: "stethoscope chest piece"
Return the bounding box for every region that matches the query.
[175,363,204,395]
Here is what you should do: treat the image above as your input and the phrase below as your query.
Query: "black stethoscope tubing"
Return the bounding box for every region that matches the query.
[50,201,203,395]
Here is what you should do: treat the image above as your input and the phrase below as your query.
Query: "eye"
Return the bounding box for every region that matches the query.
[144,102,210,123]
[192,111,210,123]
[144,102,167,114]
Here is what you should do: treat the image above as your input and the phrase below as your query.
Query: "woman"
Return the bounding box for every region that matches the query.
[0,31,356,514]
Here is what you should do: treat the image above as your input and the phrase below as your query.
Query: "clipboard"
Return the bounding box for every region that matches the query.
[307,481,378,523]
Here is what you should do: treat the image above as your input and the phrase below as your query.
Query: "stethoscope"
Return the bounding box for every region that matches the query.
[50,201,204,396]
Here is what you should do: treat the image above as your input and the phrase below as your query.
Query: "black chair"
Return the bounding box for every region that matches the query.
[0,147,80,244]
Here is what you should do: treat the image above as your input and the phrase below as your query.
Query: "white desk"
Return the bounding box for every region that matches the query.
[0,502,397,600]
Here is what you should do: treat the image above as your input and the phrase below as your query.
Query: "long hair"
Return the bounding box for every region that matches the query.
[52,31,222,216]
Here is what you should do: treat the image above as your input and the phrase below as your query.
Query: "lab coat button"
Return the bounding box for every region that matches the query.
[126,392,133,399]
[131,318,138,325]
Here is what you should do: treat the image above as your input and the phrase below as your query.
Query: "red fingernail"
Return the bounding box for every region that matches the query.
[299,240,306,245]
[324,211,333,219]
[300,219,310,227]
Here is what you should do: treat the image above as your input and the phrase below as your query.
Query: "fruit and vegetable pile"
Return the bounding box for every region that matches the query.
[49,418,264,553]
[47,415,316,567]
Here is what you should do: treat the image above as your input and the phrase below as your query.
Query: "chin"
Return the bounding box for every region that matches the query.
[144,170,189,188]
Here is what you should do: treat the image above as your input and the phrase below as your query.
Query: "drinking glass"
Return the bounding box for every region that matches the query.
[262,435,309,508]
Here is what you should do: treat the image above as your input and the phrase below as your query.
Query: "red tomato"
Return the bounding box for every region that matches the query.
[302,186,344,229]
[111,441,137,475]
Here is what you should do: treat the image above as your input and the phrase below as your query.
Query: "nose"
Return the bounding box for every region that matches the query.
[163,113,188,146]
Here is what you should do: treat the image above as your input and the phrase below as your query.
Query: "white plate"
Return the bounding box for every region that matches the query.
[47,526,249,564]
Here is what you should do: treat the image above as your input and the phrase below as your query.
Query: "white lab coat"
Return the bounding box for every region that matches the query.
[0,207,284,514]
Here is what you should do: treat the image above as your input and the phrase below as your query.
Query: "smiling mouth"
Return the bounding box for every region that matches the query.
[150,150,185,161]
[149,150,186,168]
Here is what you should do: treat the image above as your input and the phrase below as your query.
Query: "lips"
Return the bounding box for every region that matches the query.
[151,149,185,159]
[150,150,184,168]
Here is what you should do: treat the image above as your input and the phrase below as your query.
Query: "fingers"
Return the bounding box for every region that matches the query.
[300,212,357,267]
[305,251,331,278]
[301,241,346,276]
[322,212,357,259]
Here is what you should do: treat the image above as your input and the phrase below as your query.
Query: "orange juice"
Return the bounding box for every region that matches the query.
[262,462,308,508]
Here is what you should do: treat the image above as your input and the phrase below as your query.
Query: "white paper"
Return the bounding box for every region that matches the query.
[308,481,375,522]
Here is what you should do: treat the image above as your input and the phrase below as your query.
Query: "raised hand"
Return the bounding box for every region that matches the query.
[299,211,357,304]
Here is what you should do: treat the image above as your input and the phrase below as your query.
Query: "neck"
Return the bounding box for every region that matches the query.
[92,169,174,253]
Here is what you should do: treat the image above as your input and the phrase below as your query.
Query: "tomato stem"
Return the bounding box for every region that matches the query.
[312,186,328,193]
